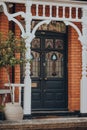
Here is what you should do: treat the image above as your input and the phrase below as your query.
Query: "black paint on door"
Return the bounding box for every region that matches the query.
[31,31,68,111]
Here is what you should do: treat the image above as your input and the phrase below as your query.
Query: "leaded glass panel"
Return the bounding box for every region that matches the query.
[31,20,66,33]
[55,39,64,49]
[31,38,40,49]
[45,39,53,49]
[45,52,63,78]
[31,51,40,77]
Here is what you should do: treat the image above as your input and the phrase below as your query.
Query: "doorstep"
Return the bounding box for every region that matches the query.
[32,110,80,117]
[0,117,87,130]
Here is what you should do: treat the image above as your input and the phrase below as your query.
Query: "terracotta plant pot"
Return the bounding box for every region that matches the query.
[4,103,23,121]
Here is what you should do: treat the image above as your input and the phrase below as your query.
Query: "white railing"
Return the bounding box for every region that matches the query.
[0,0,86,23]
[4,83,25,105]
[0,89,11,105]
[31,1,83,22]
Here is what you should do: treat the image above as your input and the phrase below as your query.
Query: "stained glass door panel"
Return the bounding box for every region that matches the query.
[45,52,64,78]
[31,32,67,110]
[31,51,40,77]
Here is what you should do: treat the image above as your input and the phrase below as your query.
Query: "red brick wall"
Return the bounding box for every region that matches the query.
[0,13,9,86]
[0,12,10,103]
[0,4,82,111]
[68,23,82,111]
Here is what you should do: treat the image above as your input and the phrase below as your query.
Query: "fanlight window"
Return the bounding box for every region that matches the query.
[31,21,66,33]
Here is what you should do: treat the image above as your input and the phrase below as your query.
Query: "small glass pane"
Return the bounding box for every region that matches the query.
[31,38,40,48]
[55,39,63,49]
[61,22,66,33]
[51,53,57,61]
[45,52,63,78]
[31,51,40,77]
[45,39,53,49]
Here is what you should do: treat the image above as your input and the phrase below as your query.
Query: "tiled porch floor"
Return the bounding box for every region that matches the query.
[0,117,87,130]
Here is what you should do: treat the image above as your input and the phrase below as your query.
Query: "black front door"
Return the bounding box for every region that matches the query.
[31,31,67,111]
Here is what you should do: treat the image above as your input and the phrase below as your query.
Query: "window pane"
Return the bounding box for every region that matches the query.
[31,38,40,49]
[31,51,40,77]
[45,39,53,49]
[55,39,64,49]
[45,52,64,78]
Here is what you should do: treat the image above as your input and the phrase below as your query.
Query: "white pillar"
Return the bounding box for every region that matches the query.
[24,0,32,117]
[80,7,87,114]
[80,46,87,113]
[24,38,32,117]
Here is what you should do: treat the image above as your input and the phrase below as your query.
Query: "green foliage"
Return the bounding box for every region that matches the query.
[0,31,27,68]
[0,31,28,103]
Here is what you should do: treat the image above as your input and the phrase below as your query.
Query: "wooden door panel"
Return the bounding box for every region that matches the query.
[31,31,67,110]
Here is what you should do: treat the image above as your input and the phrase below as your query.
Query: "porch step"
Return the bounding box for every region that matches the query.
[32,111,80,118]
[0,117,87,130]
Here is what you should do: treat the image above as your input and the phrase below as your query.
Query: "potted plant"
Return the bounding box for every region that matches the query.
[0,31,27,120]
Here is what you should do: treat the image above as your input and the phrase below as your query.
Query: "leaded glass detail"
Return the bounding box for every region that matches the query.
[55,39,63,49]
[31,51,40,77]
[31,20,66,33]
[45,39,53,49]
[51,53,57,61]
[45,52,63,78]
[31,38,40,48]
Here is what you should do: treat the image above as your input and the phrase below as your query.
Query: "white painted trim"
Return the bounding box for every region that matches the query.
[80,77,87,113]
[4,83,25,87]
[64,21,82,40]
[4,83,24,105]
[0,2,26,36]
[32,16,82,23]
[32,20,51,36]
[0,0,87,6]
